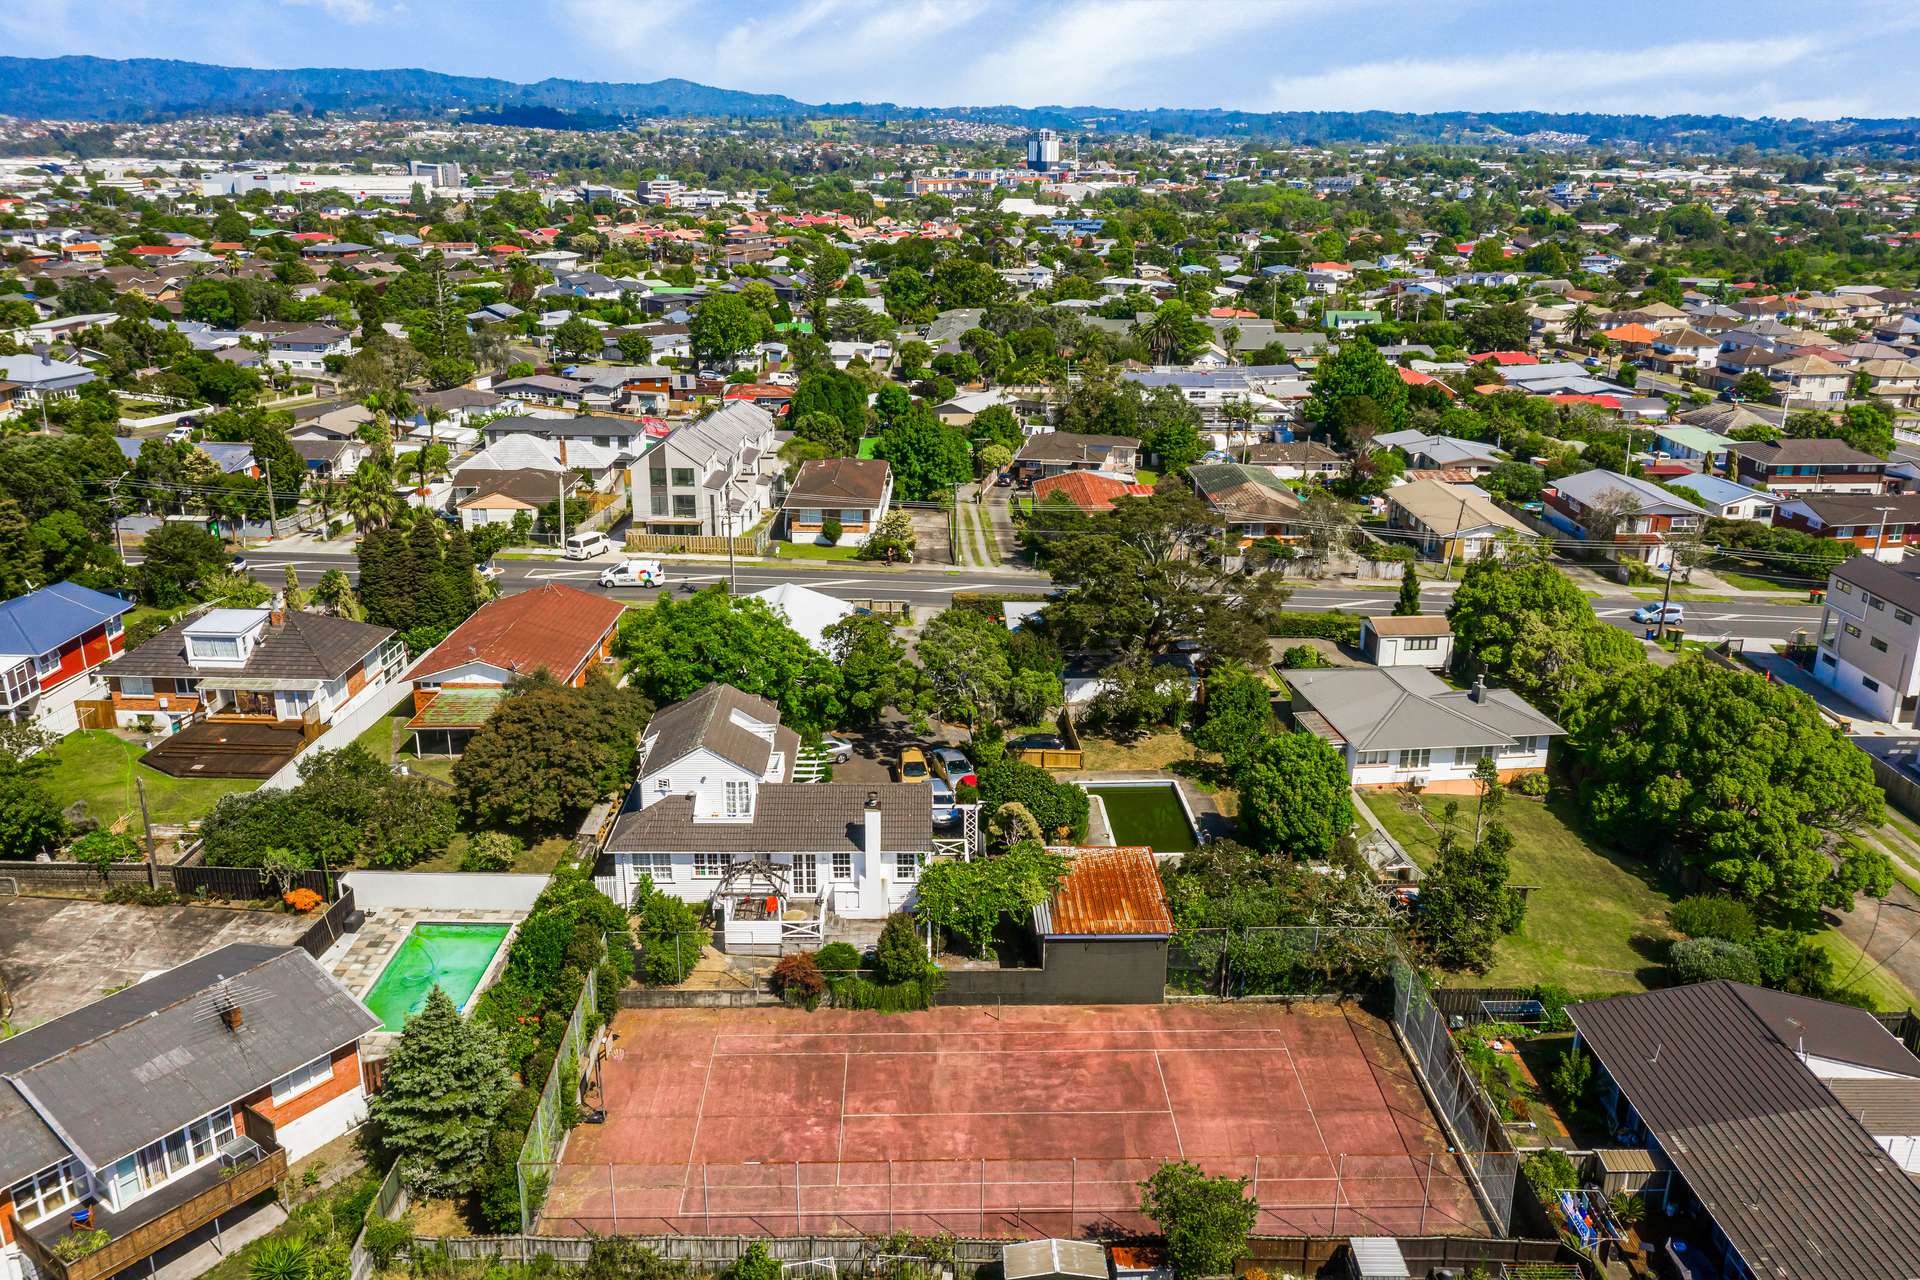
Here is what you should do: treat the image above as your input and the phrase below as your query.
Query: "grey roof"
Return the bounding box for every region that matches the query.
[1569,982,1920,1280]
[108,609,393,683]
[1015,432,1140,463]
[1732,437,1887,468]
[1831,554,1920,615]
[607,782,933,855]
[1286,667,1562,752]
[1826,1077,1920,1138]
[640,684,790,780]
[1551,468,1707,518]
[0,945,378,1177]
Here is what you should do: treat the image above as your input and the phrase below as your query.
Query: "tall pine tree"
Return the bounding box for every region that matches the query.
[368,985,515,1198]
[1394,562,1421,616]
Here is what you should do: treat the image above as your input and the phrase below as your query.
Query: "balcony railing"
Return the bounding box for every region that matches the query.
[19,1145,288,1280]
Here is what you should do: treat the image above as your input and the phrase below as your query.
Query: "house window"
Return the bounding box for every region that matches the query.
[693,851,727,878]
[672,494,697,519]
[832,850,852,881]
[1397,748,1431,770]
[1846,623,1862,638]
[271,1053,334,1105]
[9,1159,85,1227]
[1873,637,1890,653]
[189,635,241,661]
[1461,745,1496,765]
[1835,581,1854,595]
[1404,637,1439,652]
[894,850,920,882]
[670,467,696,487]
[106,615,123,638]
[1869,595,1885,611]
[1354,750,1390,767]
[35,651,60,676]
[1865,676,1882,692]
[1899,610,1914,625]
[1508,736,1538,755]
[120,676,154,697]
[724,780,752,818]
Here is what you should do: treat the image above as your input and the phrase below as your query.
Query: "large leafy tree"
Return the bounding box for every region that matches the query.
[1040,482,1291,668]
[454,678,628,835]
[1231,731,1353,858]
[1138,1161,1259,1279]
[1305,336,1409,445]
[1562,658,1886,913]
[137,522,227,607]
[369,986,516,1198]
[614,588,841,732]
[1415,820,1527,972]
[1192,662,1273,766]
[689,291,766,365]
[872,404,972,501]
[823,613,927,729]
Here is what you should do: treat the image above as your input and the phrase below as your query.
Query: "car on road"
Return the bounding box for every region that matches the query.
[766,371,797,387]
[598,558,666,588]
[927,747,976,788]
[995,473,1016,487]
[1631,603,1686,625]
[817,734,854,765]
[929,777,960,827]
[894,747,930,784]
[478,562,505,582]
[165,423,195,443]
[1007,732,1066,754]
[228,553,250,573]
[563,531,616,560]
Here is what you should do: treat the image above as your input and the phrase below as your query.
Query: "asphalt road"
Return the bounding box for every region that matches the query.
[230,547,1829,643]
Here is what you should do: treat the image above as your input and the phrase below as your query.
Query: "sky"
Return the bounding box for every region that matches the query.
[6,0,1920,120]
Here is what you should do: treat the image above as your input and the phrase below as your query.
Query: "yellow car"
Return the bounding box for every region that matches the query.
[895,747,930,783]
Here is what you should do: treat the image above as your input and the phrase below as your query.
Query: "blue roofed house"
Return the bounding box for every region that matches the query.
[0,581,132,733]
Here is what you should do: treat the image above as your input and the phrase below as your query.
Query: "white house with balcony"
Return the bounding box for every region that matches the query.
[599,685,940,929]
[1286,667,1563,795]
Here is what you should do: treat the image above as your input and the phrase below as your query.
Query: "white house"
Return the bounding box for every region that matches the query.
[1286,667,1562,793]
[600,685,939,919]
[1358,615,1454,669]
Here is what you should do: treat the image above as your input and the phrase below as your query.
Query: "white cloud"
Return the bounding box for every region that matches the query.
[1264,37,1832,115]
[280,0,400,25]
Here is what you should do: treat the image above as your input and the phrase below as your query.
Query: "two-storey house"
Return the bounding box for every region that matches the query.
[1814,555,1920,723]
[631,402,778,538]
[0,582,131,733]
[600,685,935,919]
[0,946,378,1280]
[1542,469,1707,564]
[1773,493,1920,564]
[1729,439,1890,496]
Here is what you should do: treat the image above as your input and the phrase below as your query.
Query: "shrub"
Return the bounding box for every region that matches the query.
[247,1235,313,1280]
[1267,610,1361,643]
[461,830,523,873]
[771,953,827,1007]
[70,830,139,881]
[977,761,1089,843]
[283,887,323,913]
[1276,644,1329,670]
[1513,771,1550,797]
[814,940,861,980]
[731,1242,780,1280]
[820,516,843,545]
[1137,1161,1258,1278]
[1670,895,1757,945]
[1521,1149,1578,1203]
[872,913,928,985]
[102,883,177,906]
[1669,935,1762,986]
[632,875,706,986]
[1549,1047,1593,1113]
[360,1216,413,1269]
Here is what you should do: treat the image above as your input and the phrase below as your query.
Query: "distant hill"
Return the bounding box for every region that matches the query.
[1,55,1915,152]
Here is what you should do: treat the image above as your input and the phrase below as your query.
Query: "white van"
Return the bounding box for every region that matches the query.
[599,559,665,588]
[563,531,615,560]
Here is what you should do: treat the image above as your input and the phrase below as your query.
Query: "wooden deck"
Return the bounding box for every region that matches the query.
[140,720,308,779]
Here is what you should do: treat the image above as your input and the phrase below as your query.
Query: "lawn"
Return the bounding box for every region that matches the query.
[1717,567,1816,595]
[39,731,258,829]
[1363,789,1676,993]
[772,542,865,560]
[351,705,454,784]
[1806,930,1916,1014]
[857,436,880,459]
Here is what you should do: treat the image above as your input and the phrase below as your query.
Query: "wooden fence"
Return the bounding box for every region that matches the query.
[0,856,332,901]
[625,528,768,557]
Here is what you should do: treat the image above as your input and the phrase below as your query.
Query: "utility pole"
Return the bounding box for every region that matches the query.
[1875,504,1896,561]
[262,458,277,541]
[106,475,126,560]
[557,470,567,552]
[136,777,158,890]
[1655,551,1679,644]
[1441,490,1470,580]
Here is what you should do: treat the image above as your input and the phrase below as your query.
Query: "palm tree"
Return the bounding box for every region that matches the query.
[1568,302,1595,348]
[342,460,400,532]
[421,404,448,451]
[1135,309,1182,364]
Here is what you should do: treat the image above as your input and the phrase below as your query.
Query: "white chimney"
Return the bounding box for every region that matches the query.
[1471,675,1487,703]
[863,791,882,856]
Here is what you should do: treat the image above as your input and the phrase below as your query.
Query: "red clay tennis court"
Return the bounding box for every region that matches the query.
[536,1002,1495,1240]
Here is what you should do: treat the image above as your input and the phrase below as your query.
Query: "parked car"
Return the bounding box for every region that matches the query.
[766,371,797,387]
[1007,732,1066,754]
[598,558,666,588]
[926,747,976,788]
[1631,603,1685,625]
[818,734,853,765]
[478,561,505,582]
[165,423,195,443]
[564,531,616,560]
[228,553,250,573]
[929,777,960,828]
[894,747,930,783]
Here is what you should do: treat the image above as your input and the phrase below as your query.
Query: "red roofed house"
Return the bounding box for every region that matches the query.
[1031,471,1154,513]
[1398,367,1457,396]
[1467,350,1538,366]
[405,583,626,755]
[128,245,184,258]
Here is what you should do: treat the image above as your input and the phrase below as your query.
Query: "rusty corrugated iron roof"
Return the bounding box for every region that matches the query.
[1035,847,1174,938]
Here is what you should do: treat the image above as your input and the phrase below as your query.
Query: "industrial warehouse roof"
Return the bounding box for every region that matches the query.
[1033,847,1174,939]
[1569,982,1920,1280]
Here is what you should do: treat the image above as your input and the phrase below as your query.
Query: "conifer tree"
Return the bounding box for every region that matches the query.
[368,985,515,1197]
[1394,561,1421,616]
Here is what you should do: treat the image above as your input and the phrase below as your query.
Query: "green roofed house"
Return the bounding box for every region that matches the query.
[1324,310,1382,332]
[1648,423,1734,471]
[1186,462,1304,546]
[404,687,507,757]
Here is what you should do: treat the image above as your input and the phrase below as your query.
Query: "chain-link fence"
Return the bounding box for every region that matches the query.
[1392,955,1520,1235]
[1168,925,1401,997]
[517,962,598,1230]
[635,931,716,985]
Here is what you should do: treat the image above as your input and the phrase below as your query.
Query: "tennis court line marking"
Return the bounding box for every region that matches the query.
[711,1027,1300,1039]
[1285,1046,1332,1161]
[685,1032,721,1166]
[1153,1051,1184,1158]
[841,1108,1182,1119]
[710,1046,1300,1057]
[836,1052,850,1171]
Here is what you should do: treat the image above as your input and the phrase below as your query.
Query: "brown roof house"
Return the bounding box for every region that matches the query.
[405,584,627,756]
[781,457,894,547]
[601,684,937,929]
[1013,432,1140,482]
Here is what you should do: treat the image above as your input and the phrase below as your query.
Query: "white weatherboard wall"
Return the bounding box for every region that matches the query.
[340,871,550,912]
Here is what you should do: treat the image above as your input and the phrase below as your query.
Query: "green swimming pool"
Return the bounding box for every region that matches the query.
[363,923,511,1031]
[1086,783,1197,853]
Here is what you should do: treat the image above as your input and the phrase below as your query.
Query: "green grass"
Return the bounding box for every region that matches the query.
[1807,930,1917,1013]
[857,436,881,459]
[1717,568,1815,594]
[773,542,865,560]
[352,706,454,784]
[1133,468,1159,484]
[39,731,258,829]
[1363,790,1676,992]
